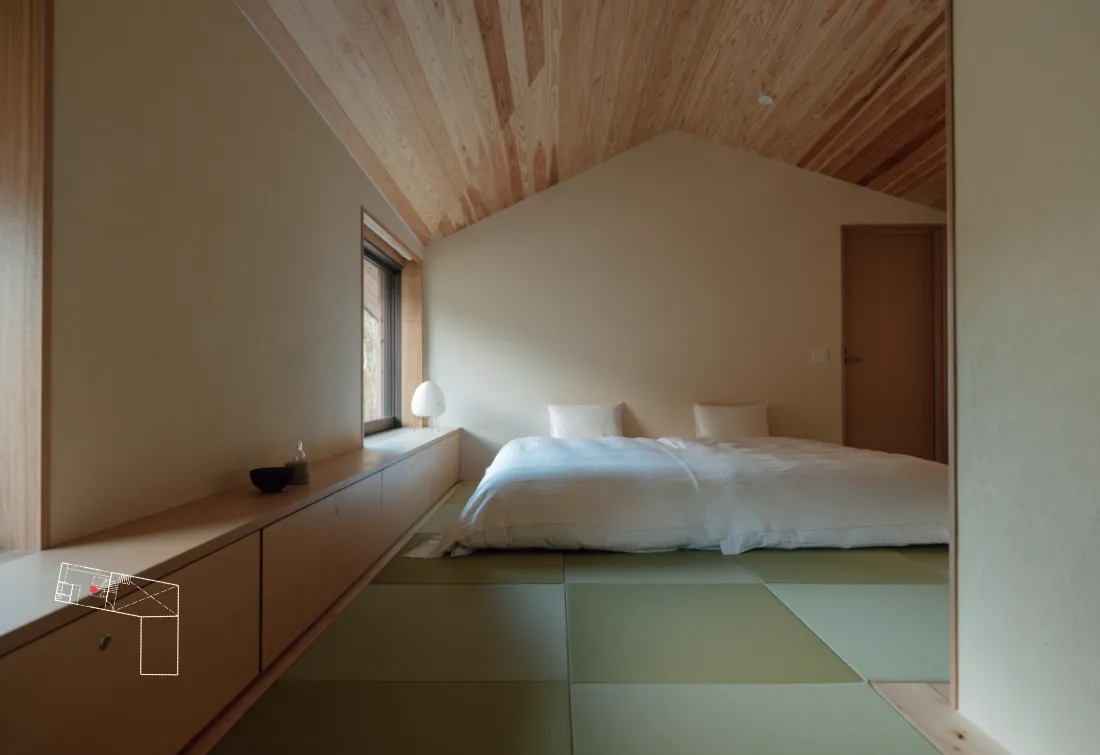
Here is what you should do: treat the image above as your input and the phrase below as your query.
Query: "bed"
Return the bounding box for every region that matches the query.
[410,435,949,558]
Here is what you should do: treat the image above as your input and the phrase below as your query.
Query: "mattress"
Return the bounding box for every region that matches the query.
[410,436,949,557]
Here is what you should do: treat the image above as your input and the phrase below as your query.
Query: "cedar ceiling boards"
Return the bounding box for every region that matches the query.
[238,0,947,245]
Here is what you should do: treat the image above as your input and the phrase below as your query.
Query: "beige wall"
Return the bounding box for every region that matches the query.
[424,132,944,478]
[955,2,1100,752]
[48,0,419,544]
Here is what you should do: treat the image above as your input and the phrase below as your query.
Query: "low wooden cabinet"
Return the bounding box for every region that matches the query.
[0,535,260,755]
[261,473,382,668]
[0,429,460,755]
[262,433,458,668]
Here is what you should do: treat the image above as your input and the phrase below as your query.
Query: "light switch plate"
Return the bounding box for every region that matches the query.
[811,347,829,364]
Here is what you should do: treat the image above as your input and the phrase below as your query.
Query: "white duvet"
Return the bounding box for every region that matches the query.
[411,436,949,557]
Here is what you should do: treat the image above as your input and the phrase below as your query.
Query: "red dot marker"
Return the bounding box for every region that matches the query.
[89,585,99,594]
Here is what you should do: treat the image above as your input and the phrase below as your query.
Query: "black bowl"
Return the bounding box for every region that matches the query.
[250,466,293,494]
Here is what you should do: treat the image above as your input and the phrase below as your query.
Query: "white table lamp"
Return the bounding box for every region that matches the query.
[410,380,445,431]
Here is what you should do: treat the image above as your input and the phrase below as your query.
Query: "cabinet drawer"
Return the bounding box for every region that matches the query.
[262,473,382,668]
[421,439,443,502]
[432,434,460,501]
[0,534,260,755]
[381,451,432,541]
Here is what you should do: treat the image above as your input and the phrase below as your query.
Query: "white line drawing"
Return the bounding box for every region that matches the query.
[55,562,180,676]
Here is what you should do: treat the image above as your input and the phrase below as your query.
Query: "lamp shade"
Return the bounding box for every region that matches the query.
[410,380,445,418]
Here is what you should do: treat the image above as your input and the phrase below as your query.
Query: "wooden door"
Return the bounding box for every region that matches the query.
[843,227,945,461]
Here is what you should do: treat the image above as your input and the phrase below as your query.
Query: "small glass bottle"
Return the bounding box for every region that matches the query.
[286,440,311,484]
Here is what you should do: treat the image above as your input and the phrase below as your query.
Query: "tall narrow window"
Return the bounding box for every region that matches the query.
[363,243,401,435]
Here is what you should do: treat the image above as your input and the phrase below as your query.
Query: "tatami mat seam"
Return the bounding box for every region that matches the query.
[564,578,575,755]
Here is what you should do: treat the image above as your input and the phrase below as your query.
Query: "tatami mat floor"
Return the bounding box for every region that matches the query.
[214,484,948,754]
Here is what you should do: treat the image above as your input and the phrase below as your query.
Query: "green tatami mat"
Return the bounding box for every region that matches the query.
[567,584,859,683]
[894,545,950,576]
[570,683,937,755]
[769,584,950,682]
[738,548,947,584]
[413,479,475,539]
[444,481,479,505]
[564,550,758,584]
[213,681,571,755]
[418,503,463,535]
[375,534,564,584]
[283,584,568,682]
[418,482,477,534]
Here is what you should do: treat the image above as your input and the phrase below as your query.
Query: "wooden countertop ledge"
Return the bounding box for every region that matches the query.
[0,427,459,657]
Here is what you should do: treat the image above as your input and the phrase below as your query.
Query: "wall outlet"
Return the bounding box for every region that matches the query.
[811,347,829,364]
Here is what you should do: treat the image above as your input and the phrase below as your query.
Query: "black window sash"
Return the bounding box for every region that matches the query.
[364,243,401,436]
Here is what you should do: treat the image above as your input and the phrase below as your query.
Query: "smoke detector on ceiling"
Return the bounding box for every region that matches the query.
[758,91,776,106]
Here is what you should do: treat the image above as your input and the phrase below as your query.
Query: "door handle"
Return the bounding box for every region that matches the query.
[844,354,863,365]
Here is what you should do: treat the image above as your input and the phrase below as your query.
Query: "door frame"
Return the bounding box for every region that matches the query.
[840,224,949,462]
[945,0,958,709]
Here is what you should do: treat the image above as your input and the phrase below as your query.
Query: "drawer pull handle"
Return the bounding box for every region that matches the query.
[334,505,341,514]
[98,634,112,651]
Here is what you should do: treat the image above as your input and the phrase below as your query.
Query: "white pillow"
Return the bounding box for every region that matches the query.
[694,403,770,440]
[548,403,624,438]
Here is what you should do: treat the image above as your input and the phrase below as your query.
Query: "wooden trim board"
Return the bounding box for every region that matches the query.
[0,0,51,550]
[180,482,462,755]
[932,228,949,465]
[945,0,960,711]
[362,205,408,269]
[363,226,407,268]
[873,683,1011,754]
[362,209,418,262]
[39,0,53,551]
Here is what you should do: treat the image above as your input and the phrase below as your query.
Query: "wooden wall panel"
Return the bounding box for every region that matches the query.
[0,0,50,550]
[239,0,948,244]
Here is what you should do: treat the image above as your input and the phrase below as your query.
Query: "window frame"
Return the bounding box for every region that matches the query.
[363,242,402,437]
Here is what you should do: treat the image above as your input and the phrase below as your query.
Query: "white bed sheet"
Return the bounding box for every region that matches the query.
[411,436,949,557]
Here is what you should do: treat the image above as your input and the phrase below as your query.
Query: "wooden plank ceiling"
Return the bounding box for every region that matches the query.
[238,0,947,244]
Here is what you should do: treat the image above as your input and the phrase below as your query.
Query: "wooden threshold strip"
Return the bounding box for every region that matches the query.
[873,683,1012,754]
[180,483,462,755]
